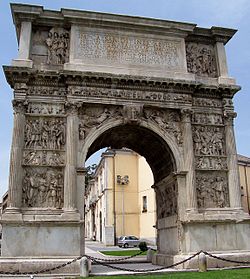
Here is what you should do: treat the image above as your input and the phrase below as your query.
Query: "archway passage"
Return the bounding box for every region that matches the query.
[86,124,176,184]
[85,124,179,254]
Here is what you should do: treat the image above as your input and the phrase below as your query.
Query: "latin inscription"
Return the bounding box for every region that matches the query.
[74,28,181,69]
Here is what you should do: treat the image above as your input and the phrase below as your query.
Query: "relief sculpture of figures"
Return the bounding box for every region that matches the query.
[186,42,217,77]
[27,103,65,115]
[144,108,182,144]
[156,182,177,218]
[193,126,224,156]
[22,168,64,208]
[24,118,66,149]
[79,106,123,139]
[45,28,69,65]
[195,156,227,170]
[23,150,64,166]
[196,175,229,208]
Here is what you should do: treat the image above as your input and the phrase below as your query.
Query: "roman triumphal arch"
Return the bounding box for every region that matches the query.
[1,3,250,274]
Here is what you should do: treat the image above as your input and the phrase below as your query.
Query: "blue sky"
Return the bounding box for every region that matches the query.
[0,0,250,199]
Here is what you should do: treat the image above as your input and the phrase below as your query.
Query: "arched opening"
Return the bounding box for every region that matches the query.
[85,124,177,184]
[83,124,179,252]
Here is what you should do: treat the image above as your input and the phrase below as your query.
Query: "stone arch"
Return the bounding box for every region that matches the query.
[80,119,184,183]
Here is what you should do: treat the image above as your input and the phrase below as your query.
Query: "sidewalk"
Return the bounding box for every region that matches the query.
[85,239,194,276]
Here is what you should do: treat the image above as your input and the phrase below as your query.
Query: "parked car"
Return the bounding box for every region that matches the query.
[117,235,140,248]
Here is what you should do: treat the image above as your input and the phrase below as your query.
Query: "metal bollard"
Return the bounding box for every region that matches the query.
[80,256,89,277]
[198,252,207,272]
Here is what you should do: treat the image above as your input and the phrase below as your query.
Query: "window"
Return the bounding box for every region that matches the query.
[142,196,147,212]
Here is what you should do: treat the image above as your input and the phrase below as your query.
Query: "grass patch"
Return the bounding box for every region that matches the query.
[99,249,147,256]
[76,268,250,278]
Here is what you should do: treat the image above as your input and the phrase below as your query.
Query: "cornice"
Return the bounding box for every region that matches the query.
[11,3,236,43]
[3,66,241,96]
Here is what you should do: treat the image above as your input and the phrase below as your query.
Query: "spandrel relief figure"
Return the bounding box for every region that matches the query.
[22,168,64,208]
[79,106,122,137]
[196,175,229,208]
[45,28,69,65]
[24,118,66,150]
[144,108,182,144]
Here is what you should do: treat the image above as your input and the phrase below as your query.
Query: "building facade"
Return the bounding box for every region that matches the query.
[85,149,155,245]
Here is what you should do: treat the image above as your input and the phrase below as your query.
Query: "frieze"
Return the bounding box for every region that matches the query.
[196,173,229,208]
[22,167,64,208]
[75,28,181,69]
[193,98,222,108]
[192,113,223,125]
[24,117,66,150]
[69,86,192,104]
[27,103,65,115]
[45,27,70,65]
[23,150,65,166]
[195,156,227,170]
[27,86,67,96]
[186,42,217,77]
[193,126,224,156]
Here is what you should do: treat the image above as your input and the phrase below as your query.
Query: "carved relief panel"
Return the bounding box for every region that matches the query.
[196,172,229,209]
[24,117,66,150]
[192,126,225,156]
[23,150,65,166]
[22,167,64,208]
[27,103,65,115]
[155,180,177,218]
[186,42,218,77]
[31,27,70,66]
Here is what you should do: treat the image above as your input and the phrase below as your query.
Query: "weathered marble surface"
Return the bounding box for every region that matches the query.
[1,3,250,275]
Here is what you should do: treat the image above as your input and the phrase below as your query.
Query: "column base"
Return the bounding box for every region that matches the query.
[0,257,81,277]
[153,251,250,269]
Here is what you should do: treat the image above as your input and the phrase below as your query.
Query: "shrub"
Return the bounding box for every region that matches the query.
[138,241,148,252]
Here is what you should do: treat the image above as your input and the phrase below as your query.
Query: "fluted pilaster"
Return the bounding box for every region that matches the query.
[7,100,26,210]
[224,112,242,209]
[181,109,197,211]
[64,103,79,211]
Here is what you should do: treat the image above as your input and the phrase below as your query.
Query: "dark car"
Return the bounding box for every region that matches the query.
[117,235,140,248]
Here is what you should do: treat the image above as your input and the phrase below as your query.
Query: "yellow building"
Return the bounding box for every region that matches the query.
[84,148,156,245]
[84,151,250,246]
[238,154,250,214]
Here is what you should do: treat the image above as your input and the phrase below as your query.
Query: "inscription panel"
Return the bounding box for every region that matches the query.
[73,27,183,70]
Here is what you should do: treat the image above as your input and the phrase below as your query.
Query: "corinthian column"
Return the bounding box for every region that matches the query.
[64,103,79,212]
[181,109,197,212]
[7,100,26,211]
[224,111,242,209]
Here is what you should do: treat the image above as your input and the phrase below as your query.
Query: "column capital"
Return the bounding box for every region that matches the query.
[180,108,193,122]
[65,101,82,115]
[224,111,237,125]
[12,99,28,114]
